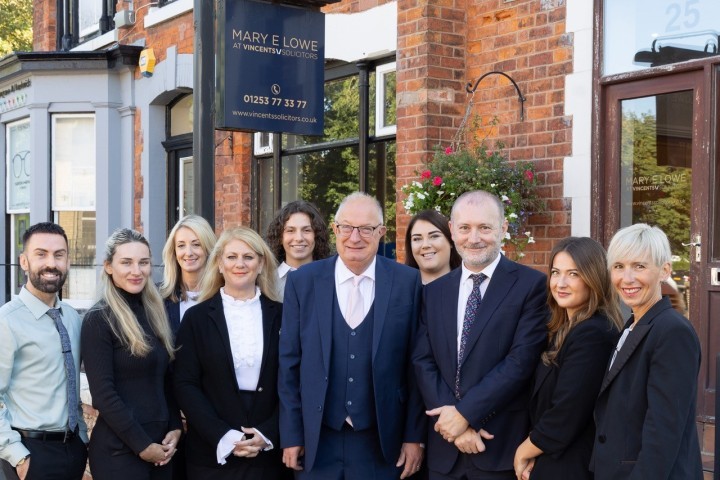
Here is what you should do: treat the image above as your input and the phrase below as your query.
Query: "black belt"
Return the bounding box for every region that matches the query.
[13,428,77,443]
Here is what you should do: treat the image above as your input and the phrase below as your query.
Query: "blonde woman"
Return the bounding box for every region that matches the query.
[174,227,289,479]
[82,228,181,480]
[159,215,217,333]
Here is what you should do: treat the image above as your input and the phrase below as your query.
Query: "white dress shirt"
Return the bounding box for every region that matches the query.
[276,262,296,301]
[335,257,376,321]
[216,287,272,464]
[456,254,502,352]
[178,291,200,321]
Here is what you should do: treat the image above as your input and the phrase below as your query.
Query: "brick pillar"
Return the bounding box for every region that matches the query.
[33,0,57,51]
[395,0,467,262]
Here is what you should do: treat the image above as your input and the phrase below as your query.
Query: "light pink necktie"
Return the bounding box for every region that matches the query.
[345,275,365,329]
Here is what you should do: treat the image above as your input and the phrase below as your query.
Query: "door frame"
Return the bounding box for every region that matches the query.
[594,64,717,420]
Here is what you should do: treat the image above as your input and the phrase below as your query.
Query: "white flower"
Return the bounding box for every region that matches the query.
[434,205,441,212]
[518,252,526,258]
[508,213,518,219]
[504,232,511,240]
[416,192,426,200]
[437,191,444,196]
[490,183,496,188]
[527,237,535,244]
[413,181,423,188]
[450,192,455,196]
[501,195,510,202]
[524,231,531,237]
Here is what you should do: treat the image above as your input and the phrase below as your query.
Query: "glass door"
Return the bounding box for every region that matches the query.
[600,69,716,419]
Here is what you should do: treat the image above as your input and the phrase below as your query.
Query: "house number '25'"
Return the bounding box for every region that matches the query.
[666,0,700,32]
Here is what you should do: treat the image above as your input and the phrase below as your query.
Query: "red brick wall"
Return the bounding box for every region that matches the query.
[396,0,571,268]
[32,0,56,51]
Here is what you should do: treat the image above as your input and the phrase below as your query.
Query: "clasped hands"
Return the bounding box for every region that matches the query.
[426,406,494,454]
[232,427,268,458]
[139,428,182,466]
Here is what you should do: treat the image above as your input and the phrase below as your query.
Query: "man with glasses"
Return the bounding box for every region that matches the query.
[279,192,426,479]
[0,222,88,480]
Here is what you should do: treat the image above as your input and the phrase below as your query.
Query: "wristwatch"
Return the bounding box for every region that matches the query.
[16,455,29,467]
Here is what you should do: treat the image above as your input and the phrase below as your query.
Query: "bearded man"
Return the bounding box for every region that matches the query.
[0,222,88,480]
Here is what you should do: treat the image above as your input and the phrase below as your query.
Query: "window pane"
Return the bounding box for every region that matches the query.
[170,95,193,136]
[603,0,720,75]
[257,158,275,236]
[57,211,96,305]
[282,76,360,148]
[281,146,359,222]
[619,91,692,313]
[52,114,96,210]
[368,141,396,258]
[6,119,31,212]
[11,213,30,296]
[79,0,102,37]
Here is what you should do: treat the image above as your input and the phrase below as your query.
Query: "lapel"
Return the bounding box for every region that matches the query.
[598,298,671,394]
[314,257,337,375]
[372,256,392,361]
[257,295,278,383]
[531,362,552,399]
[460,255,517,367]
[206,293,241,391]
[442,268,462,370]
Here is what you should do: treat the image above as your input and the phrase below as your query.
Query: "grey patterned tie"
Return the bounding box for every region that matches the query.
[455,273,487,400]
[47,308,79,432]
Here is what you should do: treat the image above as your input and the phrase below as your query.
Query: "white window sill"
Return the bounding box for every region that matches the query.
[145,0,193,28]
[71,30,118,52]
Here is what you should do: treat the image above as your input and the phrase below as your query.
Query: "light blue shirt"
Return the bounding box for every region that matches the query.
[0,287,88,466]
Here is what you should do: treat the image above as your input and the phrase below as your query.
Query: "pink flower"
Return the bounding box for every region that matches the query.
[433,176,443,186]
[524,170,534,182]
[445,146,453,155]
[421,170,432,180]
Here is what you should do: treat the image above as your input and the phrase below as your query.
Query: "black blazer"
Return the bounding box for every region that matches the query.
[174,292,283,469]
[592,297,702,480]
[413,255,549,473]
[527,313,618,479]
[164,296,182,334]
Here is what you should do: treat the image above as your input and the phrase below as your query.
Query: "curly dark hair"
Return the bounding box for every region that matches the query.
[404,210,462,270]
[265,200,332,263]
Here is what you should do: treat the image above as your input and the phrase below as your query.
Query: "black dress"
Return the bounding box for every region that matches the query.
[527,313,618,480]
[82,291,182,480]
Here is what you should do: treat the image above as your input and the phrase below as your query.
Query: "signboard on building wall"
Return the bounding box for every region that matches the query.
[216,0,325,136]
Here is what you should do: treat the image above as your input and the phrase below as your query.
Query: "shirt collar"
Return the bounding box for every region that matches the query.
[220,286,261,306]
[19,286,61,320]
[460,252,502,283]
[336,256,377,285]
[277,261,295,279]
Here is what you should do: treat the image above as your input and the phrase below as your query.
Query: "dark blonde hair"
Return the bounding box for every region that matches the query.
[542,237,623,366]
[198,226,279,302]
[95,228,175,359]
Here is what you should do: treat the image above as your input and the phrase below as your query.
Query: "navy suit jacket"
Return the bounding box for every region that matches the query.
[413,255,548,473]
[174,292,283,468]
[591,297,702,480]
[278,255,426,472]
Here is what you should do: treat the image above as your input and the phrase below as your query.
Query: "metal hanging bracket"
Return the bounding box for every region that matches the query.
[465,71,526,121]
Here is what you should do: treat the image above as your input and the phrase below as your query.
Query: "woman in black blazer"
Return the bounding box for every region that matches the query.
[82,229,182,479]
[514,237,622,480]
[174,226,289,480]
[159,214,217,333]
[591,224,702,480]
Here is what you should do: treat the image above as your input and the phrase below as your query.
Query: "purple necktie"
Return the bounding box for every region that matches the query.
[455,273,487,400]
[48,308,79,432]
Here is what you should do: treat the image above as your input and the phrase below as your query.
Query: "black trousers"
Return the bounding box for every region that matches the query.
[0,434,87,480]
[429,454,515,480]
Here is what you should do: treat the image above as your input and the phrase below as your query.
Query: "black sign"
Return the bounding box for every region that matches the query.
[217,0,325,136]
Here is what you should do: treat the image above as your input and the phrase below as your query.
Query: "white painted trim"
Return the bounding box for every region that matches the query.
[71,29,118,52]
[563,0,594,236]
[326,2,397,62]
[375,62,397,136]
[145,0,193,28]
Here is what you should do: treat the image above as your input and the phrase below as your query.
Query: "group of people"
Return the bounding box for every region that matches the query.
[0,189,703,480]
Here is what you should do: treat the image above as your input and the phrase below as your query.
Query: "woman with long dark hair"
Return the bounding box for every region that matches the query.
[514,237,622,480]
[404,209,461,284]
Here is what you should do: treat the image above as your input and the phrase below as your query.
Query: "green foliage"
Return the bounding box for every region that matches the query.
[0,0,33,57]
[401,137,543,256]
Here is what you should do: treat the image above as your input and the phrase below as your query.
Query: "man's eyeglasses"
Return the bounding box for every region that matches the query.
[335,224,382,238]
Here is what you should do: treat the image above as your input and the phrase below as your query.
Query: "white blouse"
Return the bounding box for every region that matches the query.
[220,287,264,391]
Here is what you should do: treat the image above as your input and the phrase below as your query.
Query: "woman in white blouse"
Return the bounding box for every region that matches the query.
[173,227,290,479]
